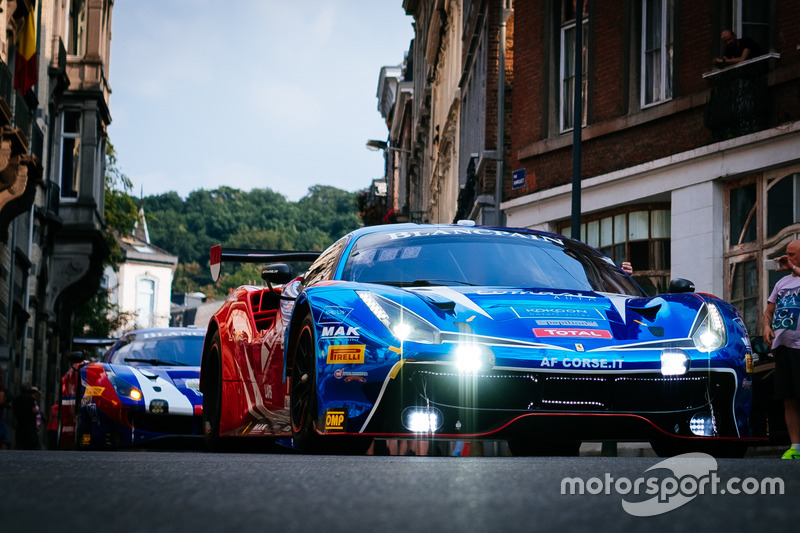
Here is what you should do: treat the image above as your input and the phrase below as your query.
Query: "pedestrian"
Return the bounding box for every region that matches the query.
[0,368,10,450]
[762,239,800,459]
[13,383,41,450]
[714,29,765,68]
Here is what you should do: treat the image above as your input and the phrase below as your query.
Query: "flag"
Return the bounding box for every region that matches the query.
[14,7,38,94]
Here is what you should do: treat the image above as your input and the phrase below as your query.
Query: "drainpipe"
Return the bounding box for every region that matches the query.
[495,1,513,227]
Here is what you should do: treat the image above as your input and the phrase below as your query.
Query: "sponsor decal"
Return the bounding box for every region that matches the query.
[320,307,353,324]
[385,228,564,246]
[533,328,613,339]
[325,409,346,432]
[321,325,361,339]
[334,369,368,382]
[575,343,585,352]
[534,319,600,327]
[84,385,105,397]
[540,357,624,369]
[326,345,366,364]
[484,291,596,300]
[511,307,601,318]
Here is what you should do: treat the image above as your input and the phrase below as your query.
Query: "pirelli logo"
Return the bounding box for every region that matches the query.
[326,345,366,364]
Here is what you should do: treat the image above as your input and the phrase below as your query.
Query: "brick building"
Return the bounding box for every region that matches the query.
[371,0,800,339]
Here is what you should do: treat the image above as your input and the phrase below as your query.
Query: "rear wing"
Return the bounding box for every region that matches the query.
[209,244,321,282]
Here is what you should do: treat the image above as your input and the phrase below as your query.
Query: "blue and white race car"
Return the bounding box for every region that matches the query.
[201,223,761,456]
[59,327,206,449]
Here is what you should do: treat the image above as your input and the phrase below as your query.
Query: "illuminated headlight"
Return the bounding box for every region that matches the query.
[690,412,717,436]
[455,344,495,373]
[661,349,690,376]
[691,302,727,352]
[402,407,443,433]
[108,373,142,401]
[357,291,441,344]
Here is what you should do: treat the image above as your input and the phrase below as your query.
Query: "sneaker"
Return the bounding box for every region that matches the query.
[780,447,800,459]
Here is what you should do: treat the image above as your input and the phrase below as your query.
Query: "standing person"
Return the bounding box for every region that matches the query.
[714,29,765,67]
[762,239,800,459]
[13,383,41,450]
[0,368,10,450]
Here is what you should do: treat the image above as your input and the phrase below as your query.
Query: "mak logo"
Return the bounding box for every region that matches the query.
[321,325,360,338]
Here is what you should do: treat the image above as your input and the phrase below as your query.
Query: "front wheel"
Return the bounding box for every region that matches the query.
[202,330,227,452]
[289,314,372,455]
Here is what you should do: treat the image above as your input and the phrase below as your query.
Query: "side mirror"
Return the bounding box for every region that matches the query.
[668,278,695,293]
[68,351,85,364]
[262,263,293,286]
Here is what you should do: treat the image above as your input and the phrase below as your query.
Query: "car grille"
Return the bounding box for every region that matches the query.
[406,368,729,413]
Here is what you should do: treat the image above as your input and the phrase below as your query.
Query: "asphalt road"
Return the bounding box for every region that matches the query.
[0,447,795,533]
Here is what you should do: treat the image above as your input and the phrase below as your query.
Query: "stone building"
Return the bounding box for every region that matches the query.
[0,0,114,417]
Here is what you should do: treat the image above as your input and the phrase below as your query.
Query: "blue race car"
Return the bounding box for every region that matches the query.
[200,223,761,456]
[59,327,207,449]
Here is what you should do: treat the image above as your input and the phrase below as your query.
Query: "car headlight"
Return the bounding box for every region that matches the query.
[660,349,690,376]
[691,302,727,353]
[357,291,441,344]
[108,373,142,401]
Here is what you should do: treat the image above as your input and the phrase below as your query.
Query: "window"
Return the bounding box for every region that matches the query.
[729,259,758,334]
[136,278,156,329]
[734,0,769,52]
[560,207,671,295]
[766,173,800,239]
[729,181,757,247]
[641,0,673,107]
[60,111,81,199]
[67,0,87,56]
[560,2,588,132]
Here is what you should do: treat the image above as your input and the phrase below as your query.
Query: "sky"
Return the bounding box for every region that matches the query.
[108,1,414,201]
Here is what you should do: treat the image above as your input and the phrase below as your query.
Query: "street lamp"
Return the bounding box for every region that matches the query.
[366,139,412,154]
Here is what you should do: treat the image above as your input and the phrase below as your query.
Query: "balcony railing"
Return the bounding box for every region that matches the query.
[702,53,779,141]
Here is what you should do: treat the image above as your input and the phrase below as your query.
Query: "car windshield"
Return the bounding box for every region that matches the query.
[107,330,206,367]
[340,228,645,296]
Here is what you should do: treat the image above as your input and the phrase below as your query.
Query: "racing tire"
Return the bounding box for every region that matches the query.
[290,314,372,455]
[203,330,228,452]
[508,439,581,457]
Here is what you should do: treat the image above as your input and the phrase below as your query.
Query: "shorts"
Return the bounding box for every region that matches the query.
[773,345,800,399]
[0,420,8,445]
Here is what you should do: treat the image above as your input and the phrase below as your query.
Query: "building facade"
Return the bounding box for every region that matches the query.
[370,0,800,342]
[0,0,113,421]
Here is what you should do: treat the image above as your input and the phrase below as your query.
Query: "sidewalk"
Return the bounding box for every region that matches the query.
[579,441,786,458]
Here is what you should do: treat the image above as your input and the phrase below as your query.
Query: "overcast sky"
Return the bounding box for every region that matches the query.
[108,1,413,201]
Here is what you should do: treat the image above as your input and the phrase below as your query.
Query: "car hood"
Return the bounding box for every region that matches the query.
[108,364,202,414]
[310,282,709,349]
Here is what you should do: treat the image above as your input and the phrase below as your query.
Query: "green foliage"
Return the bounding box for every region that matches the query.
[143,185,362,300]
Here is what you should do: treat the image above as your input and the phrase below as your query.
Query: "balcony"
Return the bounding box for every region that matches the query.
[702,54,779,141]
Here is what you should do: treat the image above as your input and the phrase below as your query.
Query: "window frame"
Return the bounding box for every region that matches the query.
[559,13,589,132]
[59,110,82,200]
[640,0,673,108]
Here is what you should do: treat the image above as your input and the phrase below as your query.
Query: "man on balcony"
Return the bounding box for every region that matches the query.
[714,29,766,68]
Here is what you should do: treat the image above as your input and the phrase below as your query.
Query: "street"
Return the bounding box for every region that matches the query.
[0,447,794,533]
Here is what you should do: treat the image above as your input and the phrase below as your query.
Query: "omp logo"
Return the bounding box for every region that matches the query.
[321,326,360,338]
[326,345,365,364]
[325,409,346,431]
